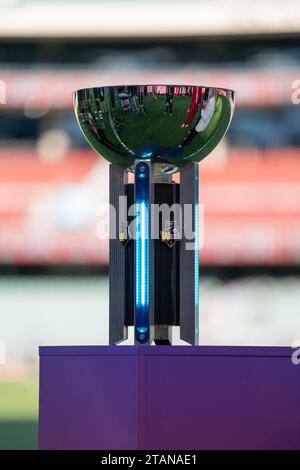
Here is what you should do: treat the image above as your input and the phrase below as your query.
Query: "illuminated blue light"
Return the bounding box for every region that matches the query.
[135,162,150,344]
[141,151,153,158]
[194,168,199,343]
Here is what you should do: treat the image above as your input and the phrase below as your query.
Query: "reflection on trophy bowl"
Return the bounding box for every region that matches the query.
[74,84,235,173]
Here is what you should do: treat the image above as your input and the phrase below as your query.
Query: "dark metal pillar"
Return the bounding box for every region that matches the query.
[179,162,199,345]
[109,164,128,344]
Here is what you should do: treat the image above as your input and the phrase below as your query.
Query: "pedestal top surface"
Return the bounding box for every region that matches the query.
[39,345,293,357]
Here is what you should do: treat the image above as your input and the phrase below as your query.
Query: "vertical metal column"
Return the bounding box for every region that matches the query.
[109,164,128,345]
[149,166,155,344]
[179,162,199,345]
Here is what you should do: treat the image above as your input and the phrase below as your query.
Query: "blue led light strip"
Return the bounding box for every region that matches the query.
[134,162,150,345]
[194,165,199,344]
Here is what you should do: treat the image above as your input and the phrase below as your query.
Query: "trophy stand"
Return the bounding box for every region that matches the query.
[38,85,300,450]
[39,346,300,450]
[109,161,199,346]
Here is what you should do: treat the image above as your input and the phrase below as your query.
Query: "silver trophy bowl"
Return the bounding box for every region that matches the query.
[74,84,235,173]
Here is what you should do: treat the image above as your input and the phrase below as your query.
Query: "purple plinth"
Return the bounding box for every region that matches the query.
[39,346,300,450]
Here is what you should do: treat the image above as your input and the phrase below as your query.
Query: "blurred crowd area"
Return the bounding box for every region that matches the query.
[0,0,300,449]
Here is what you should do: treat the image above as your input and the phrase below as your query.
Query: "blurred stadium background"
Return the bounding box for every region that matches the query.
[1,0,300,449]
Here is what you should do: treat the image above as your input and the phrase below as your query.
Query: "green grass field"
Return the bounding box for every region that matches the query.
[0,379,38,449]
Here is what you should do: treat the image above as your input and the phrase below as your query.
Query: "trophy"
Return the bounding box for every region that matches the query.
[74,85,235,346]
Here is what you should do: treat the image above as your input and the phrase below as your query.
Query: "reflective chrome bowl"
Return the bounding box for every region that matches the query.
[74,84,235,173]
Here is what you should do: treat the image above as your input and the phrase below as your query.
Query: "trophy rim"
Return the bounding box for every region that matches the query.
[73,84,235,95]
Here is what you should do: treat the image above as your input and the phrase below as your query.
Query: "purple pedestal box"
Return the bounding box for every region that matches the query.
[39,346,300,450]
